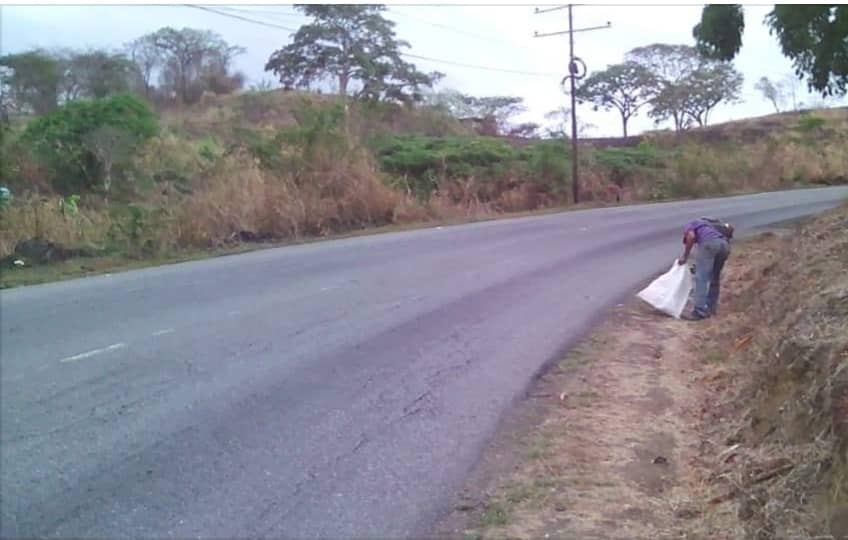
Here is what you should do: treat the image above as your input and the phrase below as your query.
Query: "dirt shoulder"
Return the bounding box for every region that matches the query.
[436,206,848,540]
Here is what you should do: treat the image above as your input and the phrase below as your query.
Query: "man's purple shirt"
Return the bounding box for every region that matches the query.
[684,219,725,244]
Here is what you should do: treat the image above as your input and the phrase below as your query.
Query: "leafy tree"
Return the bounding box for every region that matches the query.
[754,76,786,112]
[0,50,61,114]
[264,5,439,105]
[648,84,694,132]
[56,49,135,102]
[694,5,848,96]
[626,44,702,131]
[680,62,743,126]
[692,5,745,61]
[142,27,244,104]
[627,43,740,130]
[20,94,158,193]
[576,61,655,137]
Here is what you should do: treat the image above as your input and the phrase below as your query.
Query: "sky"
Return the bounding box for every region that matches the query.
[2,3,844,137]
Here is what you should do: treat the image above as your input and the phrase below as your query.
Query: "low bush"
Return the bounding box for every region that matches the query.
[19,94,158,194]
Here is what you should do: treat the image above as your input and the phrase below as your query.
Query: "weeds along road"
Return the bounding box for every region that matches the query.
[1,186,846,538]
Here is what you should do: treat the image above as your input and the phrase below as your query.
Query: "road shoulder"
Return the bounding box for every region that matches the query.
[436,206,848,539]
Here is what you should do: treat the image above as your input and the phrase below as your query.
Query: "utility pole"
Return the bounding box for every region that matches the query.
[534,5,610,204]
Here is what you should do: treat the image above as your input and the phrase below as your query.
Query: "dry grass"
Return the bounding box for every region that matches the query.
[170,147,422,248]
[0,195,113,258]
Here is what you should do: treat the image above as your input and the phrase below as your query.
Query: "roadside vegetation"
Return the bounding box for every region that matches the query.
[1,4,846,287]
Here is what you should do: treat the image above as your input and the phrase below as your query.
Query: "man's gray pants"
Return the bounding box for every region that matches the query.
[693,238,731,317]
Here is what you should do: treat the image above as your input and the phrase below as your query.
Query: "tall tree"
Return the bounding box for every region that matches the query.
[694,5,848,96]
[626,44,702,132]
[576,61,655,137]
[754,76,786,112]
[56,49,135,102]
[126,35,162,98]
[0,50,60,114]
[680,62,743,126]
[142,27,244,104]
[264,5,438,105]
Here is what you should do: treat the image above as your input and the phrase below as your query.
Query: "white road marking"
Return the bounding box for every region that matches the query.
[152,329,174,336]
[228,310,241,316]
[59,343,126,363]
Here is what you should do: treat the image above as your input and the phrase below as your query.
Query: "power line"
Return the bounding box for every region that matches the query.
[386,7,524,49]
[185,5,298,32]
[184,4,561,78]
[211,6,301,16]
[402,53,559,77]
[212,5,307,22]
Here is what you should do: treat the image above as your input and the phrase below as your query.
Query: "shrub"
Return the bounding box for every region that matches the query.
[376,135,518,197]
[20,93,158,194]
[524,141,571,193]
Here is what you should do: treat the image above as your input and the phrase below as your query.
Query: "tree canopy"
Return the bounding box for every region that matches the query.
[679,62,743,127]
[56,49,135,102]
[264,5,439,105]
[576,61,654,137]
[0,50,61,115]
[626,43,742,130]
[694,4,848,96]
[145,27,245,104]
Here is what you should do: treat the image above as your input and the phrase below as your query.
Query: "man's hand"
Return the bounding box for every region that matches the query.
[677,256,688,266]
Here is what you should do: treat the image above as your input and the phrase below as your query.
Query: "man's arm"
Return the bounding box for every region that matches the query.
[678,230,696,265]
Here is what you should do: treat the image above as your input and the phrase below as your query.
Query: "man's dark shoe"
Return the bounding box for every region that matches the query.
[682,311,709,321]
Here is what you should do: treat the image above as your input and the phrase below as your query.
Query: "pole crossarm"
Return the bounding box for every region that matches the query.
[533,22,611,38]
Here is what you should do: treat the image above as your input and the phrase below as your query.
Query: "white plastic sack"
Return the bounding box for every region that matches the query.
[637,261,693,319]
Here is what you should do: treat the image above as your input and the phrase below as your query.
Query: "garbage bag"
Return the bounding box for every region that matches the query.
[637,261,693,319]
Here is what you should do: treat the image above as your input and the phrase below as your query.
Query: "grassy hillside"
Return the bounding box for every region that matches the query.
[1,90,846,283]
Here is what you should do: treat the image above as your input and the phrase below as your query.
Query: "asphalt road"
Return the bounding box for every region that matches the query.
[2,187,846,539]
